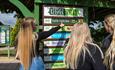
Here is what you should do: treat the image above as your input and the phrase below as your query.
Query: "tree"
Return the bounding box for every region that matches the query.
[10,18,21,46]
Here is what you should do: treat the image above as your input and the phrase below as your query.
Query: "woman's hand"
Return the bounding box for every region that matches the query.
[59,23,64,27]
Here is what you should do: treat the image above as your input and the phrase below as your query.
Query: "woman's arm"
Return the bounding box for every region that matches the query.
[38,23,64,41]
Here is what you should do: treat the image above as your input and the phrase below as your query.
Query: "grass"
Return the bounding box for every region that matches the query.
[0,49,16,56]
[0,48,17,62]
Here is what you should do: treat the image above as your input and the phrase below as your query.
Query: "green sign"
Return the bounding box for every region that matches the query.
[45,62,67,69]
[43,5,82,70]
[48,7,64,15]
[44,18,78,24]
[44,48,64,54]
[44,6,83,17]
[44,26,72,31]
[44,40,66,46]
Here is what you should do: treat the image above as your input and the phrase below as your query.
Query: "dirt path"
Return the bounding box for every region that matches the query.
[0,56,20,70]
[0,56,16,62]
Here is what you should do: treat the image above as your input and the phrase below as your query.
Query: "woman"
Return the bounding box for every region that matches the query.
[16,17,64,70]
[64,20,105,70]
[103,14,115,70]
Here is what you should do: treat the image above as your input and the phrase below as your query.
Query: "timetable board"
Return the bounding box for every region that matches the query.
[43,5,84,69]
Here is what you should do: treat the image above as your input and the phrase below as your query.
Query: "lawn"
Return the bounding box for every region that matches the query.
[0,48,16,62]
[0,48,16,56]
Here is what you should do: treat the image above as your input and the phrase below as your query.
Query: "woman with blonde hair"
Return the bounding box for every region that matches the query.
[16,17,64,70]
[64,20,105,70]
[103,14,115,70]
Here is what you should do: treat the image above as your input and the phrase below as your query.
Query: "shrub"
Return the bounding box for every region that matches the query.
[10,18,22,47]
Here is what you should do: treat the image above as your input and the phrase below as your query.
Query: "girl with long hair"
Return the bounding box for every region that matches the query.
[64,20,105,70]
[16,17,64,70]
[103,14,115,70]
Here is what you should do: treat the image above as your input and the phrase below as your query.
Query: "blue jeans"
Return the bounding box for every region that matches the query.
[20,56,45,70]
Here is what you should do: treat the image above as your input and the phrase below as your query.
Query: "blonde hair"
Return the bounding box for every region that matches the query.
[17,17,36,70]
[104,14,115,70]
[64,21,103,69]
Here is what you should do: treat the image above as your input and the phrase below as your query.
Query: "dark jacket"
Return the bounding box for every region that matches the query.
[102,34,115,70]
[102,34,112,54]
[35,26,61,56]
[70,44,106,70]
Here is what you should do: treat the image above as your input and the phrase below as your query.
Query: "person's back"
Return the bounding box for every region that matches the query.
[77,44,105,70]
[16,17,64,70]
[102,34,112,54]
[103,14,115,70]
[64,20,105,70]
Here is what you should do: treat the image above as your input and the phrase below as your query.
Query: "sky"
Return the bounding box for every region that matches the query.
[0,11,17,28]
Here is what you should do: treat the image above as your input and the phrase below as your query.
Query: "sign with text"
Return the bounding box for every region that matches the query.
[43,5,83,69]
[44,48,64,54]
[44,40,66,46]
[43,6,83,17]
[44,26,72,31]
[44,55,64,61]
[45,62,67,69]
[48,32,70,39]
[44,18,78,24]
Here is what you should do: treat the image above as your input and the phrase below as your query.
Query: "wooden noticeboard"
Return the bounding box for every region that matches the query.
[42,5,84,70]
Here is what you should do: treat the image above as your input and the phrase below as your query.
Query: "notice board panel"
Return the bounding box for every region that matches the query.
[43,5,84,69]
[43,6,83,17]
[0,26,10,45]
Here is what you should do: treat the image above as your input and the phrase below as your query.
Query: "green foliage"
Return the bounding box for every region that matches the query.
[89,21,106,42]
[41,0,115,8]
[10,18,22,46]
[90,27,106,42]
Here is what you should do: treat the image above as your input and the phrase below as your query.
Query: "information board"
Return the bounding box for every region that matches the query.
[45,63,67,69]
[43,6,83,17]
[44,26,72,31]
[47,32,70,39]
[44,48,64,54]
[0,26,10,45]
[43,5,84,69]
[44,55,64,61]
[44,18,78,24]
[44,40,66,46]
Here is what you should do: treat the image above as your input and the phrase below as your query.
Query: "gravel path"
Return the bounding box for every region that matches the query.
[0,56,20,70]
